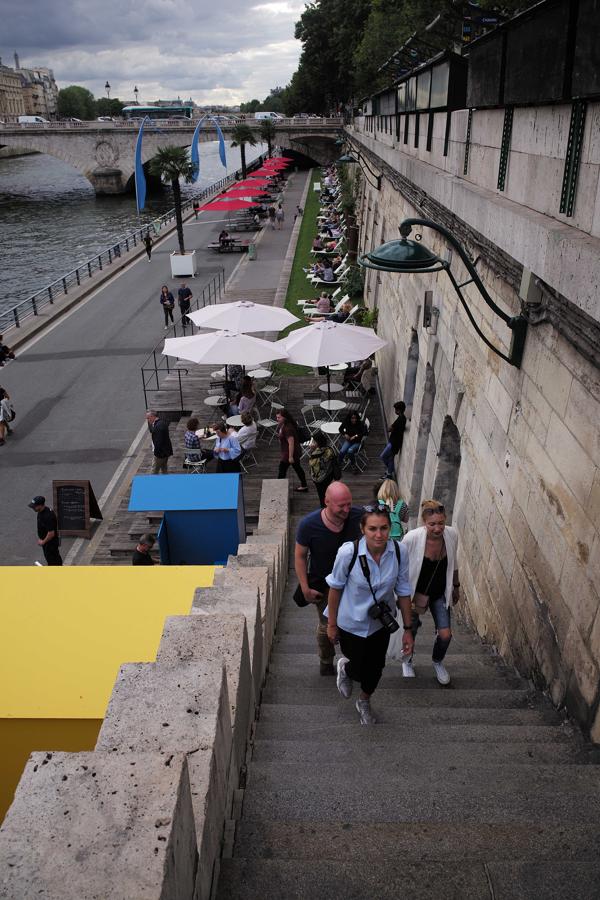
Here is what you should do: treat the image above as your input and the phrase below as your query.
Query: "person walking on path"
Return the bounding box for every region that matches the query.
[177,282,193,326]
[389,499,460,685]
[192,200,200,220]
[160,285,175,329]
[276,409,308,492]
[143,232,153,261]
[308,430,341,507]
[376,478,409,539]
[145,410,173,474]
[268,204,276,230]
[325,505,413,725]
[28,495,63,566]
[0,387,15,445]
[132,534,156,565]
[294,482,363,675]
[380,400,406,479]
[275,203,285,229]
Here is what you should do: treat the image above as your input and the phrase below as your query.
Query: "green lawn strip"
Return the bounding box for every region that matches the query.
[274,169,327,377]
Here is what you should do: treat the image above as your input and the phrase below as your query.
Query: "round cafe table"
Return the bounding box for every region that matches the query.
[321,420,342,447]
[211,368,226,379]
[320,399,346,418]
[319,382,343,393]
[204,395,225,407]
[248,368,271,379]
[330,363,348,371]
[196,429,217,442]
[226,414,243,427]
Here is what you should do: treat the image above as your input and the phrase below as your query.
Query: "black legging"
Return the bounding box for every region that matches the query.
[338,626,390,695]
[278,459,307,487]
[163,306,174,326]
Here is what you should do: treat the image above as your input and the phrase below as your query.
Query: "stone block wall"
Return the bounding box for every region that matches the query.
[0,479,290,898]
[355,119,600,739]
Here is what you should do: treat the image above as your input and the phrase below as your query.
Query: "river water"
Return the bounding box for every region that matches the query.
[0,141,266,317]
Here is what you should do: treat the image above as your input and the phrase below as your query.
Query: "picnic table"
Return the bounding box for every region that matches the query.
[207,240,251,254]
[227,221,261,233]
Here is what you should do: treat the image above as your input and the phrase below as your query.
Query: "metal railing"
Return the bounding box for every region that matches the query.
[0,169,245,335]
[140,268,225,412]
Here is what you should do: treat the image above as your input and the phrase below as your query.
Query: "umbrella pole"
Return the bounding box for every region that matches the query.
[225,364,230,405]
[327,366,331,404]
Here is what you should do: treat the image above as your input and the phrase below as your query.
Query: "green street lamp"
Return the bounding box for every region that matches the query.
[359,218,528,368]
[337,151,382,191]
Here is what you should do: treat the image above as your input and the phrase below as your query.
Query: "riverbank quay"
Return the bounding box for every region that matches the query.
[0,168,302,565]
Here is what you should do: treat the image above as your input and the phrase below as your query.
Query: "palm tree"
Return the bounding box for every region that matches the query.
[230,123,257,179]
[259,119,277,158]
[149,146,195,255]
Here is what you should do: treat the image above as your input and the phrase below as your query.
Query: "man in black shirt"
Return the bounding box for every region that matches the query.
[380,401,406,479]
[28,495,62,566]
[295,482,362,675]
[177,283,193,325]
[145,410,173,474]
[132,534,156,565]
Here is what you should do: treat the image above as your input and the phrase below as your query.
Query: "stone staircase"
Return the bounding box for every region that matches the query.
[216,582,600,899]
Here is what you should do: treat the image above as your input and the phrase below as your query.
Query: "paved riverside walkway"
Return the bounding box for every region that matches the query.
[0,167,308,565]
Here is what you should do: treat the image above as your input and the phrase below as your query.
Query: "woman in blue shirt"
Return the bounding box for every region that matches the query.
[325,506,414,725]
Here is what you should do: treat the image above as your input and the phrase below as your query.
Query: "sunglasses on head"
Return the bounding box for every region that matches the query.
[424,504,445,514]
[363,504,390,515]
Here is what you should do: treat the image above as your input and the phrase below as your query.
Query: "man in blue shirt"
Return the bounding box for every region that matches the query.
[213,422,241,473]
[294,482,362,675]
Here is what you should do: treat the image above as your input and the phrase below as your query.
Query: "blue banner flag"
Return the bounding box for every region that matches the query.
[134,116,149,213]
[211,118,227,169]
[190,114,207,183]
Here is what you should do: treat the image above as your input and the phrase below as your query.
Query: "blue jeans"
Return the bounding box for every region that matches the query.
[380,442,396,475]
[409,595,452,662]
[339,440,360,461]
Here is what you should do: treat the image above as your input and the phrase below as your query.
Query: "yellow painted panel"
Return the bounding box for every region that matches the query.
[0,718,102,825]
[0,566,215,719]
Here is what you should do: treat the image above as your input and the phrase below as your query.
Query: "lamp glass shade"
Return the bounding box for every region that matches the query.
[336,154,356,164]
[359,237,446,273]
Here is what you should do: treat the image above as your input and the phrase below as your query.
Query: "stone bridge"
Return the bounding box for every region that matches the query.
[0,119,343,194]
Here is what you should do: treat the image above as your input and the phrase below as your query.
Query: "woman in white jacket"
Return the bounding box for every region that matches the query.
[390,499,460,685]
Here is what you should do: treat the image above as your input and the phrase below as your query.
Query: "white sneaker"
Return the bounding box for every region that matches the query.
[336,657,352,699]
[433,661,450,685]
[355,698,377,725]
[402,659,415,678]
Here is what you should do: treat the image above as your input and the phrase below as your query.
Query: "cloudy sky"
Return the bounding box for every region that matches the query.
[2,0,305,106]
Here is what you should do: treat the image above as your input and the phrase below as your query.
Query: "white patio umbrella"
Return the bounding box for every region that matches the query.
[188,301,299,333]
[163,330,287,399]
[275,321,387,400]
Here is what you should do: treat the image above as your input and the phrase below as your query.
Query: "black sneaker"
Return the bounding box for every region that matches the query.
[320,661,336,676]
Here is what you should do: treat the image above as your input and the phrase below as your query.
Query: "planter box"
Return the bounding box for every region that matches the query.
[170,250,197,278]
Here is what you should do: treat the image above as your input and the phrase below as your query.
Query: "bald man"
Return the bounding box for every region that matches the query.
[295,482,363,675]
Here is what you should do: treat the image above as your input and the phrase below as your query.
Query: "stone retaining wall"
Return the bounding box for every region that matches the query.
[0,478,289,900]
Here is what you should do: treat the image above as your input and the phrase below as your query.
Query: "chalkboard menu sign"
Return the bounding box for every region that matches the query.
[52,480,103,538]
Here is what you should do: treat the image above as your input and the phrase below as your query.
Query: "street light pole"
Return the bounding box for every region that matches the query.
[105,81,111,100]
[134,85,139,105]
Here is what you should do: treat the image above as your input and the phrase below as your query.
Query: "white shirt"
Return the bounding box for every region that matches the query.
[237,423,257,449]
[402,525,459,609]
[325,537,412,637]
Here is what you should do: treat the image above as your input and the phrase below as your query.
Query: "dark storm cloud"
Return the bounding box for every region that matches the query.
[2,0,303,103]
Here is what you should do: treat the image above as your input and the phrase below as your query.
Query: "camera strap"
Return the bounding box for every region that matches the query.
[358,554,379,605]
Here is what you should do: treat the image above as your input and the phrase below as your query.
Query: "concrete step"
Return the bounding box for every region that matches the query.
[241,762,600,824]
[233,819,600,862]
[268,651,516,679]
[261,683,537,707]
[250,737,588,766]
[257,702,562,727]
[216,859,600,899]
[272,631,485,654]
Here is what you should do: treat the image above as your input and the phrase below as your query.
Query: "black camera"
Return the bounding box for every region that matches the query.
[368,601,399,633]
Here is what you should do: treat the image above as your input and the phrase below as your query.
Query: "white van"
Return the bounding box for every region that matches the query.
[18,115,49,124]
[254,112,285,121]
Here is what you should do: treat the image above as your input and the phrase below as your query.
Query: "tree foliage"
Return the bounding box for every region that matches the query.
[259,119,277,157]
[278,0,526,113]
[148,146,195,255]
[230,123,258,179]
[57,85,97,120]
[96,97,125,117]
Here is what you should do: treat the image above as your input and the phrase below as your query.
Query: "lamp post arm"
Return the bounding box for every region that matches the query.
[445,267,512,366]
[400,218,511,324]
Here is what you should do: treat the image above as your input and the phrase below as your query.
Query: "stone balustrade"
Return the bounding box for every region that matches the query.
[0,478,290,900]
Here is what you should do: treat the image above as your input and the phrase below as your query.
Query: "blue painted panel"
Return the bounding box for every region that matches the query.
[164,509,238,565]
[157,519,170,565]
[129,474,241,512]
